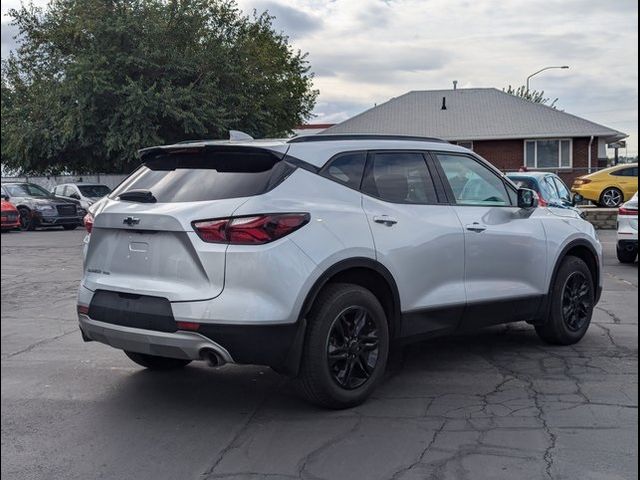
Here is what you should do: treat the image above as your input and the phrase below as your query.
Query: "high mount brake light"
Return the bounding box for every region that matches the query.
[84,212,94,233]
[193,213,310,245]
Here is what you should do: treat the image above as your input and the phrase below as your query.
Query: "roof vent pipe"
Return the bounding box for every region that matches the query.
[453,80,458,90]
[441,97,447,110]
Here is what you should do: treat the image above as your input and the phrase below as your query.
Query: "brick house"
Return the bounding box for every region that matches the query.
[324,88,627,185]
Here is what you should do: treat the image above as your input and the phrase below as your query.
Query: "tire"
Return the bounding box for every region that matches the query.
[124,351,192,370]
[18,207,35,231]
[599,187,624,207]
[617,244,638,264]
[296,283,389,409]
[535,256,595,345]
[62,225,78,231]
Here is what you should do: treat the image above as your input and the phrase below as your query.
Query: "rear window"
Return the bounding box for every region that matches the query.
[111,148,294,202]
[508,177,537,192]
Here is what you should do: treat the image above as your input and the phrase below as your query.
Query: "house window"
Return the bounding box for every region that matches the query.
[524,139,572,169]
[456,141,473,150]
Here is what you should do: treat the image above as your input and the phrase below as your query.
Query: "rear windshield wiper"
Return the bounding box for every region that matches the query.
[118,189,157,203]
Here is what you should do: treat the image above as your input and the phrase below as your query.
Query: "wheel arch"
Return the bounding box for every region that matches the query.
[282,258,401,377]
[536,238,601,324]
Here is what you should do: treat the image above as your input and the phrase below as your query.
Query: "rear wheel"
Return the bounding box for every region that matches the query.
[124,351,192,370]
[535,256,594,345]
[617,243,638,264]
[18,207,35,231]
[599,187,624,207]
[297,283,389,409]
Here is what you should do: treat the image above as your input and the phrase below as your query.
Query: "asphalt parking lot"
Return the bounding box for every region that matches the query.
[1,229,637,480]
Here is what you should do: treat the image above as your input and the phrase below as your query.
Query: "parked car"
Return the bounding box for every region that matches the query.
[0,194,20,232]
[52,182,112,209]
[506,172,583,212]
[572,163,638,207]
[78,134,603,408]
[617,191,638,263]
[1,183,86,231]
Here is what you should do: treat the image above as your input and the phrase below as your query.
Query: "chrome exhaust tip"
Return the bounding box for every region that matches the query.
[200,348,226,367]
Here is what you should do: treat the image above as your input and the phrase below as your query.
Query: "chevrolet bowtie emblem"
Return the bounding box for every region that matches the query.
[123,216,140,226]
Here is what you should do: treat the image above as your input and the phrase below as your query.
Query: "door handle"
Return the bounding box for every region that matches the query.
[373,215,398,226]
[465,223,487,233]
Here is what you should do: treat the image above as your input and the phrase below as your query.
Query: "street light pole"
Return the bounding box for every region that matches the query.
[526,65,570,91]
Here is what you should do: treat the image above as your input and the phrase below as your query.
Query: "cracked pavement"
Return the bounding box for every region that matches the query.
[1,229,637,480]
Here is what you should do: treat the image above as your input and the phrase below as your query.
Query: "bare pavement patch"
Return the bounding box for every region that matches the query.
[1,229,637,480]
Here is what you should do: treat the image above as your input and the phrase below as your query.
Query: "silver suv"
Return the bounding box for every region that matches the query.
[78,135,603,408]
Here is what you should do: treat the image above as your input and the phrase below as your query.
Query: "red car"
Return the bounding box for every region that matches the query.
[1,197,20,231]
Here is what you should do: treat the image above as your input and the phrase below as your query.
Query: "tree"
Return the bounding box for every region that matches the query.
[1,0,318,174]
[503,85,558,109]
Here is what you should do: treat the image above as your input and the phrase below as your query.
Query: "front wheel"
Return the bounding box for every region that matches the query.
[18,207,35,231]
[535,256,594,345]
[297,283,389,409]
[617,243,638,264]
[124,351,192,370]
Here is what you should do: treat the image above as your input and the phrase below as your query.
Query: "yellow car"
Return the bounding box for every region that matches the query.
[572,163,638,207]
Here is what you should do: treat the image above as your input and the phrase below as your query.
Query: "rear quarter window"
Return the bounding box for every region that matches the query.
[111,148,294,203]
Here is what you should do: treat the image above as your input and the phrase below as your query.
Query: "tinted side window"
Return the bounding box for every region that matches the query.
[612,167,638,177]
[362,152,436,204]
[436,154,512,206]
[321,152,366,190]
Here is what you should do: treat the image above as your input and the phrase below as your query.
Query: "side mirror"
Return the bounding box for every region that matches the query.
[572,193,584,206]
[0,194,7,200]
[70,193,81,200]
[517,188,539,209]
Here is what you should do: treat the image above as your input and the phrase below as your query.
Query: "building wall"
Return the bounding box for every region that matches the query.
[470,137,599,185]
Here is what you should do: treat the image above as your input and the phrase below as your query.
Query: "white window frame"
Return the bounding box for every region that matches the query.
[524,138,573,169]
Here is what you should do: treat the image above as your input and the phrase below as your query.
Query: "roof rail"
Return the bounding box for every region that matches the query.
[287,134,448,144]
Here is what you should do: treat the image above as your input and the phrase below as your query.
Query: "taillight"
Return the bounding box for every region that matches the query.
[573,178,592,186]
[537,195,548,207]
[193,213,310,245]
[83,212,94,233]
[619,206,637,216]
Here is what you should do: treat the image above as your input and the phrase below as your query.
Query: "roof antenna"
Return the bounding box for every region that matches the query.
[441,97,447,110]
[229,130,254,142]
[453,80,458,90]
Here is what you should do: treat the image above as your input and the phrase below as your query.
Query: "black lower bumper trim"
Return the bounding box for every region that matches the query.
[198,322,302,372]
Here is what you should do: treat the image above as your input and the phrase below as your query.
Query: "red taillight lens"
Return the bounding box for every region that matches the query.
[193,213,310,245]
[619,207,637,216]
[537,195,548,207]
[84,212,94,233]
[176,321,200,331]
[573,178,592,186]
[77,305,89,315]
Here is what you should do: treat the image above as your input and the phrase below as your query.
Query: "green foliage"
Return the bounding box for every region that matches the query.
[503,85,558,109]
[1,0,318,174]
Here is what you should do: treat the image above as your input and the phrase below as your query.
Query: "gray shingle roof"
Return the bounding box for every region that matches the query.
[325,88,626,142]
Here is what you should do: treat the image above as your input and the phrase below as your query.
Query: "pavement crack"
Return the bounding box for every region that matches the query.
[2,328,78,359]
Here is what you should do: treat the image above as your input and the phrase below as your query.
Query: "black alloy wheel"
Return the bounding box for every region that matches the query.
[561,271,592,332]
[18,207,34,231]
[327,306,380,390]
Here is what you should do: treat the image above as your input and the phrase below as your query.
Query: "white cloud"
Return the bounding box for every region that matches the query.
[3,0,637,154]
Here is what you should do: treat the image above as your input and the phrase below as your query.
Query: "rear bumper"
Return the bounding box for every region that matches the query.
[79,314,234,363]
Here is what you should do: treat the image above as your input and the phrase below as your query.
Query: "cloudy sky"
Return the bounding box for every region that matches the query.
[2,0,638,155]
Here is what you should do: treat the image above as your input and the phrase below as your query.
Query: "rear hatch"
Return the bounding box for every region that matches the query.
[83,144,292,302]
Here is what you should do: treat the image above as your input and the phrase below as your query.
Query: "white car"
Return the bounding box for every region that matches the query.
[617,192,638,263]
[53,182,112,210]
[78,134,603,408]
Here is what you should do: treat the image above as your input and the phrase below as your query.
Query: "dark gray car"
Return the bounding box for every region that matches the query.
[1,183,86,231]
